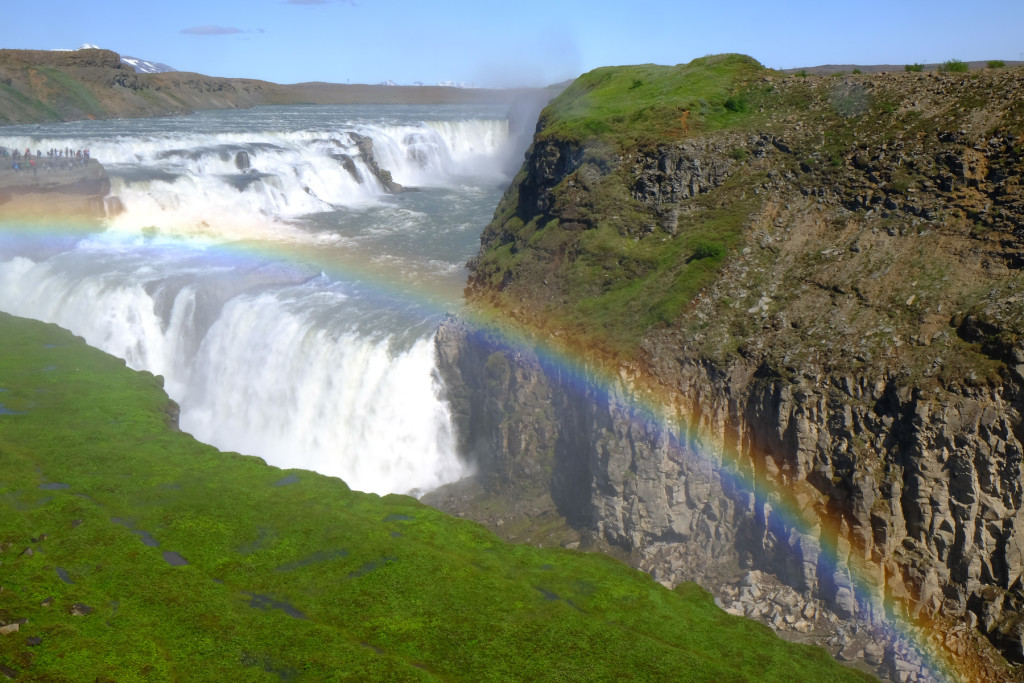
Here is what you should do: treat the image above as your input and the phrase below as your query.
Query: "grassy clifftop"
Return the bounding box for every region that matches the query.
[0,311,867,681]
[468,55,773,356]
[534,53,765,147]
[467,55,1024,370]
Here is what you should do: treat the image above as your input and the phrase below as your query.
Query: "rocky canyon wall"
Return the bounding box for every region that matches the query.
[434,61,1024,681]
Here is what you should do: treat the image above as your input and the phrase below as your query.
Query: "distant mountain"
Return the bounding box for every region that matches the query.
[120,56,176,74]
[384,80,471,88]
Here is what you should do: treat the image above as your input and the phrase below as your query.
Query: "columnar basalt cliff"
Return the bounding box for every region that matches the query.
[432,56,1024,681]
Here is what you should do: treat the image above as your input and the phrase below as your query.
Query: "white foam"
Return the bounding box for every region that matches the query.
[0,120,511,244]
[0,109,510,497]
[0,254,468,495]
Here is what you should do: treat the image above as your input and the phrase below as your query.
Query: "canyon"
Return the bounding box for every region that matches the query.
[427,55,1024,682]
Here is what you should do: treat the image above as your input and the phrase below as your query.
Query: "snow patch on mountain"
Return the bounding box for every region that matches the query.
[50,44,176,73]
[120,56,177,74]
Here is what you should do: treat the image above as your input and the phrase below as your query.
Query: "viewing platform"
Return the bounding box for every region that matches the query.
[0,158,111,221]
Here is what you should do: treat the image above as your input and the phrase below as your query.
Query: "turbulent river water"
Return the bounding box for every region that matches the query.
[0,104,523,496]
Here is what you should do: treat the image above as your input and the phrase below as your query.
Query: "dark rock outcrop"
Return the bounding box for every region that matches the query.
[436,66,1024,681]
[353,135,405,193]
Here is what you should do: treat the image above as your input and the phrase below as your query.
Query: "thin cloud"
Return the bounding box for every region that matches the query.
[285,0,356,5]
[181,25,243,36]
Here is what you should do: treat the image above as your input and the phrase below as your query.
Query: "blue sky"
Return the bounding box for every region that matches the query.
[2,0,1022,87]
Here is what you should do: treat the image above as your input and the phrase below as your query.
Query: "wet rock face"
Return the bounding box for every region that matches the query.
[517,139,584,219]
[438,67,1024,677]
[351,134,404,193]
[629,138,740,234]
[435,316,558,491]
[437,317,1024,678]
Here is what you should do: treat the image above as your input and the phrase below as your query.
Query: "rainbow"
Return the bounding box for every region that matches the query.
[449,315,969,682]
[0,212,984,682]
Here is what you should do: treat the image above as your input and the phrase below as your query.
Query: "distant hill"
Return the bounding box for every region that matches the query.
[0,48,548,126]
[780,59,1024,74]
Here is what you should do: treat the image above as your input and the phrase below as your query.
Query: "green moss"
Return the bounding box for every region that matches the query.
[0,82,61,122]
[534,54,767,149]
[33,66,105,117]
[0,312,870,681]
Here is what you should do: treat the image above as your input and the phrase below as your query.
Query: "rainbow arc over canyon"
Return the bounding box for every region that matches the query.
[0,210,978,681]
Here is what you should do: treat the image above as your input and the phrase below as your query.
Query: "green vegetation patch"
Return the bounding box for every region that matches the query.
[32,66,106,118]
[0,82,61,123]
[0,312,869,681]
[563,189,753,353]
[535,54,766,148]
[939,59,969,74]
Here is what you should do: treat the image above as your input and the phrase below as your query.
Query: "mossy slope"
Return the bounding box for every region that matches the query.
[0,312,869,681]
[469,55,767,357]
[535,53,765,147]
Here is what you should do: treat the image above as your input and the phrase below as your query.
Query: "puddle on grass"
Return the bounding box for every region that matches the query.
[347,556,398,579]
[163,551,189,566]
[38,483,70,490]
[236,527,273,554]
[272,474,300,487]
[535,587,560,601]
[274,549,349,572]
[135,530,159,547]
[383,514,413,522]
[0,404,26,416]
[533,586,586,612]
[1,492,42,512]
[106,599,121,628]
[41,366,57,372]
[243,592,307,620]
[111,518,160,547]
[55,567,74,584]
[240,652,299,681]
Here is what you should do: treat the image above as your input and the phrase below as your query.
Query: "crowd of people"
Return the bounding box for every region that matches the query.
[1,146,92,174]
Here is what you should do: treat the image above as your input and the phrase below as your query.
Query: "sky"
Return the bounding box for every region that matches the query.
[2,0,1023,88]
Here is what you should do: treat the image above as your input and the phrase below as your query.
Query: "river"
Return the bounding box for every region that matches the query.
[0,103,524,496]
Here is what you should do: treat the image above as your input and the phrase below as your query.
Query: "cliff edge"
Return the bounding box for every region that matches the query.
[429,55,1024,682]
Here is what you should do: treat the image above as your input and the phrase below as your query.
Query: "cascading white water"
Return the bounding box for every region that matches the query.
[0,104,518,495]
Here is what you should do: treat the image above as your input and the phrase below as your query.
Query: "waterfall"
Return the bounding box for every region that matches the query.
[0,105,512,496]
